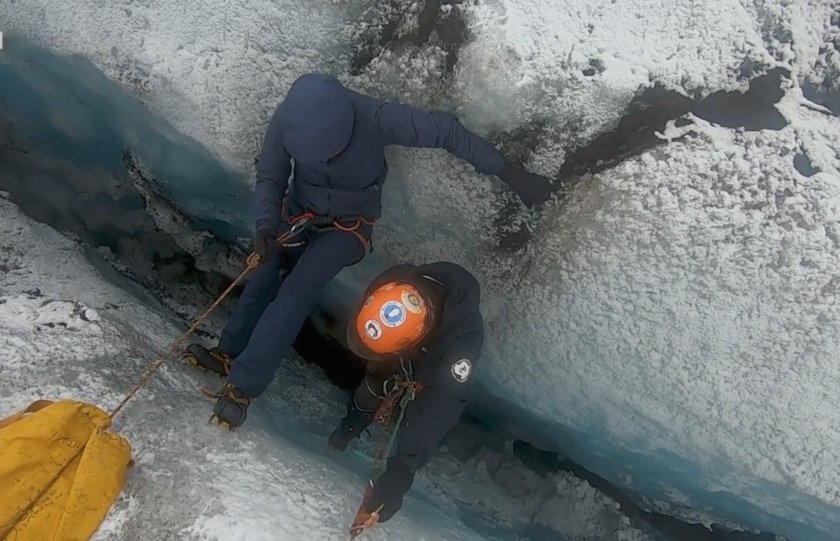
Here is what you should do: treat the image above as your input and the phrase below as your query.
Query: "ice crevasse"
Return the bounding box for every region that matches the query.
[2,0,840,539]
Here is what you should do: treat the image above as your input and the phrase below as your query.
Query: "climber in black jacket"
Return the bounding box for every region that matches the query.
[329,261,484,525]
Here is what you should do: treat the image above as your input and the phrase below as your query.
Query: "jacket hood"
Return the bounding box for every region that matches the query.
[282,74,355,163]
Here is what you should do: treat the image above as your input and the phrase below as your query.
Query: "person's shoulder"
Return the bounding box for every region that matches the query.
[288,72,343,91]
[420,262,480,293]
[339,84,384,112]
[419,261,472,277]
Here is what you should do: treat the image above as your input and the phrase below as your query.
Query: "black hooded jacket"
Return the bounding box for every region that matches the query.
[356,261,484,471]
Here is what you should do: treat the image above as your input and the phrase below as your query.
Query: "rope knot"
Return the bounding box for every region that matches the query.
[373,379,423,424]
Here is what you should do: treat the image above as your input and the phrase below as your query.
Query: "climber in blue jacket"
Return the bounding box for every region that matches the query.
[184,73,553,429]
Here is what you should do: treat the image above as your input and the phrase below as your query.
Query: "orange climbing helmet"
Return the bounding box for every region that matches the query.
[347,281,434,360]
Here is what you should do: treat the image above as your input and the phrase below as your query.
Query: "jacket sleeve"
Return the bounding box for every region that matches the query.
[353,371,388,412]
[254,107,293,232]
[392,384,468,473]
[363,384,468,521]
[364,323,482,520]
[393,336,481,473]
[374,102,506,176]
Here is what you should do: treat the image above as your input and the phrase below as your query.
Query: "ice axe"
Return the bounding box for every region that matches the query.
[349,486,383,539]
[347,381,422,538]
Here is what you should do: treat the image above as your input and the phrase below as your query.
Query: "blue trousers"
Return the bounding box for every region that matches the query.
[219,230,364,397]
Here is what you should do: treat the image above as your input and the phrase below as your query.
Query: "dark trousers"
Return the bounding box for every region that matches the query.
[219,230,364,397]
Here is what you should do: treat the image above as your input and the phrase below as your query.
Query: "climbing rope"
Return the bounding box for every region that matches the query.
[373,380,423,476]
[349,379,424,539]
[107,220,310,423]
[92,211,415,538]
[107,254,259,420]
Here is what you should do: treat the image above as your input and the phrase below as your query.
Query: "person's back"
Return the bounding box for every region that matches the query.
[268,75,390,220]
[256,73,532,228]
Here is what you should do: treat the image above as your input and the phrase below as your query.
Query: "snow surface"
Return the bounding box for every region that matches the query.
[3,0,840,538]
[739,0,838,80]
[491,109,840,536]
[0,195,653,540]
[454,0,774,139]
[0,195,475,541]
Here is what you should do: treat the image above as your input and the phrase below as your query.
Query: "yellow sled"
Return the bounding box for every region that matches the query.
[0,400,132,541]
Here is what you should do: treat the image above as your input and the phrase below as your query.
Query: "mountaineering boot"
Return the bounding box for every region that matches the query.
[210,383,251,431]
[182,343,232,376]
[328,399,375,451]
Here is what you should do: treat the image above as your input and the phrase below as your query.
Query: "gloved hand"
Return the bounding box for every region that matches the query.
[254,228,279,261]
[364,458,415,523]
[328,398,375,451]
[497,162,554,207]
[328,427,353,451]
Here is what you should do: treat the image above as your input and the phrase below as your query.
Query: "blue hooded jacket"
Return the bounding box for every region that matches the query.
[253,74,506,231]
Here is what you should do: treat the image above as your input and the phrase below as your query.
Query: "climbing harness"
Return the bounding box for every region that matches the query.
[196,210,373,429]
[349,379,425,539]
[110,213,323,416]
[285,210,375,253]
[0,204,382,539]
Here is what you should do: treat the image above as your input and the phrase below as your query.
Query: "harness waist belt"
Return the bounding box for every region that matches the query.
[291,182,382,221]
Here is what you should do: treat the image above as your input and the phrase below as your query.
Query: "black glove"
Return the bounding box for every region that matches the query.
[328,398,375,451]
[497,162,554,207]
[254,228,279,261]
[365,458,415,522]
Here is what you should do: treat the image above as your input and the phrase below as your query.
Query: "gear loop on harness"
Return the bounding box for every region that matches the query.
[283,208,375,254]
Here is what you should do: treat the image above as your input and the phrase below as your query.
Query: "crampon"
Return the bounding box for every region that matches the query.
[182,344,232,376]
[202,382,250,431]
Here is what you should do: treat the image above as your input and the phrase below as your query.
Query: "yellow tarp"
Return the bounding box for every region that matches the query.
[0,400,132,541]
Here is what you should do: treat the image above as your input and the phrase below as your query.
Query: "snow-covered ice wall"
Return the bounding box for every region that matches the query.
[3,1,840,539]
[0,37,253,241]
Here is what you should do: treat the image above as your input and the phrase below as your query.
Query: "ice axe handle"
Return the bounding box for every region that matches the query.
[349,503,382,539]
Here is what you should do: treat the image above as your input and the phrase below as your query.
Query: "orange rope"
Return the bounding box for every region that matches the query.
[106,223,308,421]
[107,253,261,420]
